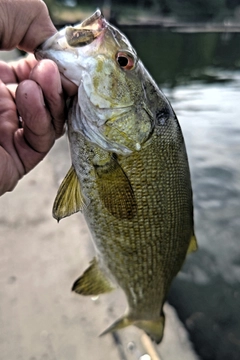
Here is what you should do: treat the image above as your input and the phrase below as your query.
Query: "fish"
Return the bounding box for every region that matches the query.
[35,9,197,343]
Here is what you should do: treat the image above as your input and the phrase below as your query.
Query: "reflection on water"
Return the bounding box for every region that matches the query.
[164,77,240,281]
[123,28,240,86]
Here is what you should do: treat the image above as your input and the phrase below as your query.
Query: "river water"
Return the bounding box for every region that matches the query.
[122,29,240,360]
[166,78,240,360]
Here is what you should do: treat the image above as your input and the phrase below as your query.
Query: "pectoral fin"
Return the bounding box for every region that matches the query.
[187,234,198,254]
[72,257,115,295]
[52,166,85,221]
[95,155,137,220]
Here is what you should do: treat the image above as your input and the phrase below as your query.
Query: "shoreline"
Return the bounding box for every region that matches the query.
[54,19,240,33]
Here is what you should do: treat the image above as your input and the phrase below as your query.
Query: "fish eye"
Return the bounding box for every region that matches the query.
[116,51,135,70]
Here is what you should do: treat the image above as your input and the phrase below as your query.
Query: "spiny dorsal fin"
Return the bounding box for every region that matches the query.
[187,234,198,254]
[72,257,115,295]
[52,165,85,221]
[95,155,137,220]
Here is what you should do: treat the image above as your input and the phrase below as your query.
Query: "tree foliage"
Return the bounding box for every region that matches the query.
[46,0,240,22]
[165,0,227,21]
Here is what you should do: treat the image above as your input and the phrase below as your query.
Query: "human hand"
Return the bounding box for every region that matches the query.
[0,0,77,196]
[0,55,66,195]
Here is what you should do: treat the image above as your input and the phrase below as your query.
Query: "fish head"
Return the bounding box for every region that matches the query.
[36,10,155,154]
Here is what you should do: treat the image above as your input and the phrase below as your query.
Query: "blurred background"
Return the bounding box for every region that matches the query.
[1,1,240,360]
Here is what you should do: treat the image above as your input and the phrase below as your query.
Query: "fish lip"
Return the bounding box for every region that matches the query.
[65,9,107,47]
[35,9,107,57]
[80,9,107,30]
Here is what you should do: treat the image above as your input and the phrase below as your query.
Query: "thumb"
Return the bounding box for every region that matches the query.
[0,0,56,52]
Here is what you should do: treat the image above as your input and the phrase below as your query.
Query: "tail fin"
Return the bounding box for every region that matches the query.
[134,314,165,344]
[100,316,133,337]
[100,314,165,344]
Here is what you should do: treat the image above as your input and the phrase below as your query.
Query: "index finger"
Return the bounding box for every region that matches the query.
[30,59,66,138]
[0,55,38,85]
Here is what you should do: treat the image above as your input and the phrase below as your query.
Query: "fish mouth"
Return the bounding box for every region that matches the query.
[35,9,106,60]
[80,9,106,31]
[65,9,107,47]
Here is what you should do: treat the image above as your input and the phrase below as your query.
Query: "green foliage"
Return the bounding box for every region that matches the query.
[44,0,55,9]
[166,0,227,21]
[44,0,240,22]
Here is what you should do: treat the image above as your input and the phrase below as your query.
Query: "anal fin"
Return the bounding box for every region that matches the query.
[72,257,115,296]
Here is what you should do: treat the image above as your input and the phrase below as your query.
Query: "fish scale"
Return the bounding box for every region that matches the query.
[36,9,197,343]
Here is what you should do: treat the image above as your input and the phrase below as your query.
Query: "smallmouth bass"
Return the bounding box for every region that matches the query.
[36,10,197,343]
